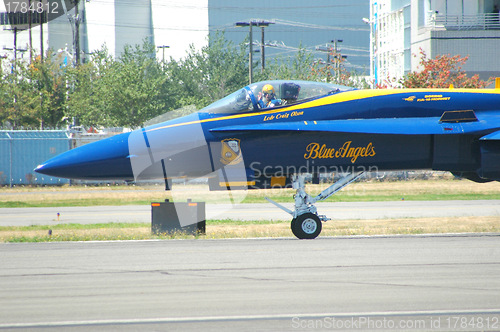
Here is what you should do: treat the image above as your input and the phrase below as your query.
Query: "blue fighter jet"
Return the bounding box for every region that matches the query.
[35,79,500,239]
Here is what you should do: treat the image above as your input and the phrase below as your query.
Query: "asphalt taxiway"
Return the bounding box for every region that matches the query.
[1,234,500,331]
[1,200,500,226]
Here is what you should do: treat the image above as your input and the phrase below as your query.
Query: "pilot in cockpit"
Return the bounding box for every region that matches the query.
[258,84,282,109]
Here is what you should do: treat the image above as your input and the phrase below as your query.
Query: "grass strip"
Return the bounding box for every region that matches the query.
[2,179,500,208]
[2,216,499,243]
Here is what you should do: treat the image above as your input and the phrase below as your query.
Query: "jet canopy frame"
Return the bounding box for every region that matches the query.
[200,80,355,114]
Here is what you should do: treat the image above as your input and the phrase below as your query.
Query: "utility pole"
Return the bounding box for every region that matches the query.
[2,26,26,71]
[249,24,253,81]
[316,43,332,80]
[331,39,343,78]
[40,0,44,62]
[235,20,274,84]
[260,26,265,73]
[62,0,82,66]
[157,45,170,64]
[329,39,347,79]
[74,1,80,66]
[28,0,32,61]
[316,39,347,81]
[13,26,17,63]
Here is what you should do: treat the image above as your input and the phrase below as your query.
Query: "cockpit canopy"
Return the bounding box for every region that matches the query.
[199,80,355,114]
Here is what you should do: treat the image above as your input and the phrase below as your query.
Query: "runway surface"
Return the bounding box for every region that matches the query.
[1,234,500,331]
[1,200,500,226]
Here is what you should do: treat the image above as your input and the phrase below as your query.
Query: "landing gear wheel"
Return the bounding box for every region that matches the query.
[291,213,322,239]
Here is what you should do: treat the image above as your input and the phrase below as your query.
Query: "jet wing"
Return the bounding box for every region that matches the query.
[211,113,500,135]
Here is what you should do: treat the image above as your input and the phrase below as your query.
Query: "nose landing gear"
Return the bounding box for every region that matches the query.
[266,172,364,239]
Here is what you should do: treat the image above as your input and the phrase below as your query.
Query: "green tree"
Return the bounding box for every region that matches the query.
[109,42,173,127]
[66,47,115,126]
[67,42,175,128]
[167,33,249,109]
[28,52,68,128]
[0,65,39,128]
[66,46,114,126]
[0,52,67,129]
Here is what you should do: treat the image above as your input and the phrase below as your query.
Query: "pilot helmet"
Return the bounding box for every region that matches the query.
[262,84,275,97]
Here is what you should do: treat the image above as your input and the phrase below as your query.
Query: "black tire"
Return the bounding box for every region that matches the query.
[291,213,322,239]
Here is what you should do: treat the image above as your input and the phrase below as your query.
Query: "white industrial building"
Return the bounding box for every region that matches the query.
[0,0,209,63]
[371,0,500,84]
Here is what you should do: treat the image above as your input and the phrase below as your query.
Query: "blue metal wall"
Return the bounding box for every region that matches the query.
[0,131,71,186]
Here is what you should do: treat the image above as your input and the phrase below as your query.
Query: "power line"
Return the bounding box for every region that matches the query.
[273,19,369,32]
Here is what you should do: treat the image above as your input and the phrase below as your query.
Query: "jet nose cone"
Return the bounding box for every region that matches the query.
[35,132,134,180]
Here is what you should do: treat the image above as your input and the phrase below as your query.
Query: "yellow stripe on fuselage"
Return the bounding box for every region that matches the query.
[286,88,500,111]
[147,88,500,133]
